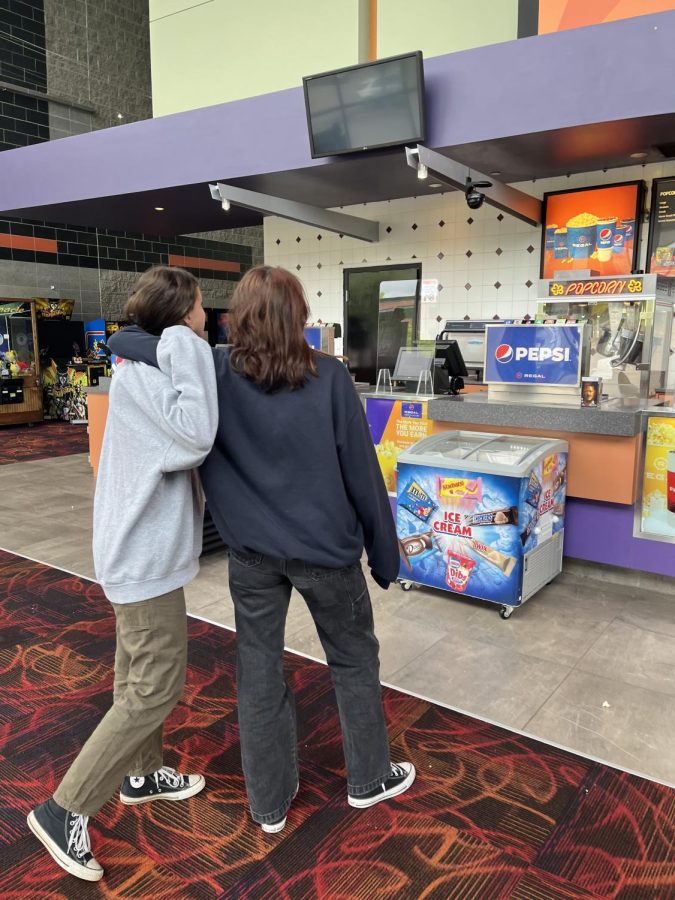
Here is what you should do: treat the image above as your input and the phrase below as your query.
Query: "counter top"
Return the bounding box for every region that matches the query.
[427,394,662,437]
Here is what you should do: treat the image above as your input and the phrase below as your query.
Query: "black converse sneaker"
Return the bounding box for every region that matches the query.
[347,762,416,809]
[120,766,205,805]
[260,784,299,835]
[27,800,104,882]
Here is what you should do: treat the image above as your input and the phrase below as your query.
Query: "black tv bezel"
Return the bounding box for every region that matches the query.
[302,50,426,160]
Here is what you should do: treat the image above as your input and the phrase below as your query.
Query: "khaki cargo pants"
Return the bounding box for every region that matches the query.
[54,587,187,816]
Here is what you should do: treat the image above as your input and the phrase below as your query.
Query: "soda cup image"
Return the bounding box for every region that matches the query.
[566,213,598,260]
[553,228,568,259]
[545,224,558,250]
[622,218,635,247]
[595,218,617,262]
[613,225,626,254]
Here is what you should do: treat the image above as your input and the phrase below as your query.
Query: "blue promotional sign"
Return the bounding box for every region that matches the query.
[304,327,322,349]
[484,325,582,386]
[401,402,423,419]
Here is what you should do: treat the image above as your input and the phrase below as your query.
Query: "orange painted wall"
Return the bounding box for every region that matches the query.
[538,0,674,34]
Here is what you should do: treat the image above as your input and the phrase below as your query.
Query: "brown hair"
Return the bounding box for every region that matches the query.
[123,265,199,335]
[228,266,317,392]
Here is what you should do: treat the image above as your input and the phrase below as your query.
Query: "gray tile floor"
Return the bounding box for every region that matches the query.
[2,452,674,786]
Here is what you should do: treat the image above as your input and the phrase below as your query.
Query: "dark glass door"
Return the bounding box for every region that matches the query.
[344,264,421,384]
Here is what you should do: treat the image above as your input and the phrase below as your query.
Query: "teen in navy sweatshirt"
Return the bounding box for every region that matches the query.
[109,265,415,834]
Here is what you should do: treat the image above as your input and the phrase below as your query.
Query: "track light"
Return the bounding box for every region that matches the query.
[221,199,230,212]
[417,163,428,180]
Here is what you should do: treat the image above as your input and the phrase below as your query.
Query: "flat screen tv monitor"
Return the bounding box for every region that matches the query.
[392,346,433,382]
[303,51,426,159]
[439,340,468,377]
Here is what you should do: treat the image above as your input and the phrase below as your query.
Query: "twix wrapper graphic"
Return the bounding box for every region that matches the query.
[466,538,517,578]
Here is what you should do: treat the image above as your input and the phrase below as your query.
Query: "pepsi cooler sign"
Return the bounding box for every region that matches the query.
[484,324,583,386]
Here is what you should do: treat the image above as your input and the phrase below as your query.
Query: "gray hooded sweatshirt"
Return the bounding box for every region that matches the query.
[93,325,218,603]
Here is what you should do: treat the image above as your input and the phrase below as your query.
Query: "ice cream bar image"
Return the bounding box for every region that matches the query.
[525,470,542,509]
[398,530,437,571]
[553,467,567,493]
[463,506,518,527]
[467,538,517,577]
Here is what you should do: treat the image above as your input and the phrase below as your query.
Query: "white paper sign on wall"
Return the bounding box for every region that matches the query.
[421,279,439,304]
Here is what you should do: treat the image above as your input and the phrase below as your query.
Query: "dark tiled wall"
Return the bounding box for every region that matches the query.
[0,0,49,151]
[0,217,252,281]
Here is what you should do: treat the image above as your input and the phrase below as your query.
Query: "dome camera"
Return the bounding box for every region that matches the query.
[465,178,492,210]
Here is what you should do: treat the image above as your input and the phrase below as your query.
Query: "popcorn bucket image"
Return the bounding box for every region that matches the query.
[595,218,617,262]
[553,227,568,259]
[566,213,598,260]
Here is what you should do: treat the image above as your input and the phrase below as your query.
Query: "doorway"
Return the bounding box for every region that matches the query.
[343,264,422,384]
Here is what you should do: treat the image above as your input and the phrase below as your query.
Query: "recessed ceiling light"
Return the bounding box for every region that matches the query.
[629,152,647,159]
[116,112,124,120]
[490,171,502,176]
[154,206,164,211]
[428,182,442,188]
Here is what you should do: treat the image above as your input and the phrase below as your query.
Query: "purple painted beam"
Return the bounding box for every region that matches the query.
[0,12,672,214]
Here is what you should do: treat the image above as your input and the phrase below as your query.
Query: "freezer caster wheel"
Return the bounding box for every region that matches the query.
[399,580,414,592]
[499,605,514,620]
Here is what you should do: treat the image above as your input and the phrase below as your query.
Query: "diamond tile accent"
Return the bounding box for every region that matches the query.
[527,245,535,253]
[411,255,417,259]
[497,213,504,221]
[275,238,281,245]
[438,283,443,291]
[493,314,500,320]
[436,315,443,323]
[339,233,344,239]
[464,282,472,291]
[523,314,532,322]
[495,247,503,256]
[438,220,445,227]
[296,236,301,243]
[386,257,391,261]
[339,261,344,265]
[437,252,445,260]
[467,217,474,225]
[317,234,322,240]
[494,281,501,289]
[361,258,367,263]
[296,264,301,270]
[463,314,471,320]
[525,279,533,288]
[317,290,322,297]
[317,262,322,269]
[411,223,418,231]
[466,250,473,258]
[385,226,392,233]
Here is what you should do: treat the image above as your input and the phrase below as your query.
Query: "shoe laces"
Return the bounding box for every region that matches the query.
[67,814,91,860]
[153,766,183,789]
[390,763,406,779]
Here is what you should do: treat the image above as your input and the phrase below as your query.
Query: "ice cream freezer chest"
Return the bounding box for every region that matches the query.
[396,431,568,618]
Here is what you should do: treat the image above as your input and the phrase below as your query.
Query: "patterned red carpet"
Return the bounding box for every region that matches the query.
[0,547,674,899]
[0,421,89,465]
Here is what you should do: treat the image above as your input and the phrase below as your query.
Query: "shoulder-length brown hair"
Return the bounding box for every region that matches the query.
[123,265,199,335]
[228,266,317,392]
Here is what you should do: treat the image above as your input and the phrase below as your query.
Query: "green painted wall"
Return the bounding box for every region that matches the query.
[150,0,364,116]
[377,0,519,58]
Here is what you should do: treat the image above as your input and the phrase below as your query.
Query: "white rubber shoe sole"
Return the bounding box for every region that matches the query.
[260,784,299,834]
[120,774,206,805]
[27,811,104,882]
[348,762,416,809]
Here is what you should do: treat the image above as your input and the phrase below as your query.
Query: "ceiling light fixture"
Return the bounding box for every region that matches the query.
[428,182,442,188]
[116,112,124,120]
[221,198,231,211]
[490,171,502,176]
[630,151,647,159]
[417,163,428,180]
[154,206,164,211]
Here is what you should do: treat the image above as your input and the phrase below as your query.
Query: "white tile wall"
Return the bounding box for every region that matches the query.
[265,161,675,331]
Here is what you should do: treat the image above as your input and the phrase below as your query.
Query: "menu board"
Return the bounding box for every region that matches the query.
[638,415,675,543]
[647,177,675,276]
[540,182,643,279]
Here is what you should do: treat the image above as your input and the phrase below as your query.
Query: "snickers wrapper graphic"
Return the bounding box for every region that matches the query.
[399,530,436,571]
[467,539,517,578]
[463,506,518,527]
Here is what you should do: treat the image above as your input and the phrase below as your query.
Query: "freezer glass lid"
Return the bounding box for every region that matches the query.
[412,434,492,460]
[469,436,544,466]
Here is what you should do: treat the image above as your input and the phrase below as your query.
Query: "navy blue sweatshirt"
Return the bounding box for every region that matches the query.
[108,327,399,588]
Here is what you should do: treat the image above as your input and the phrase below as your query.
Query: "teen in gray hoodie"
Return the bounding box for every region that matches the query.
[27,266,218,883]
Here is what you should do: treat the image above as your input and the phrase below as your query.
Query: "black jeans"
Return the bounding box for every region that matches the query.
[228,551,391,825]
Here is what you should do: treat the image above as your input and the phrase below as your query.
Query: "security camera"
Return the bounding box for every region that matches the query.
[465,178,492,210]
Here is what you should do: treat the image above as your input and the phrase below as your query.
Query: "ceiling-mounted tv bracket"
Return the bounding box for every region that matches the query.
[405,146,542,226]
[209,183,380,243]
